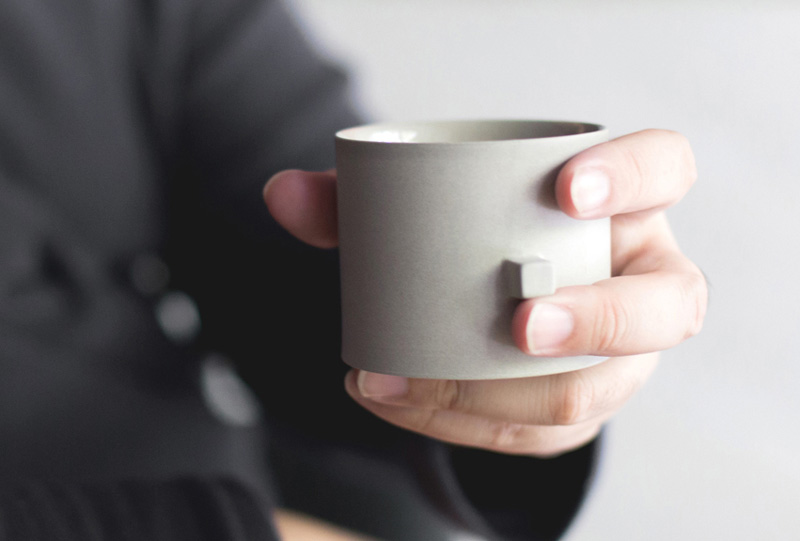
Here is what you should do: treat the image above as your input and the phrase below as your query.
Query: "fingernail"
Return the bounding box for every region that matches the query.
[526,303,574,354]
[357,371,409,401]
[571,168,610,216]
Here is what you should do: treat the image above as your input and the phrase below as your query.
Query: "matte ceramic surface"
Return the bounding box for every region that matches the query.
[336,120,610,379]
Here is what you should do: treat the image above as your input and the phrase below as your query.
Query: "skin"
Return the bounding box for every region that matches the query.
[263,129,707,458]
[273,509,377,541]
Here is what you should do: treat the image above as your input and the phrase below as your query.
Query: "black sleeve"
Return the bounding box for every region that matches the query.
[0,478,279,541]
[422,438,603,541]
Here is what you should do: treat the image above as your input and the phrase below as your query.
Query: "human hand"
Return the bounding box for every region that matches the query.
[264,129,707,457]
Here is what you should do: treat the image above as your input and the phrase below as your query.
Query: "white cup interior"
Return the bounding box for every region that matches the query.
[336,120,604,144]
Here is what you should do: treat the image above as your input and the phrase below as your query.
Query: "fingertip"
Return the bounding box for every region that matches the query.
[569,167,612,217]
[343,369,359,398]
[263,169,292,201]
[511,300,536,354]
[262,169,339,249]
[556,160,612,219]
[559,129,697,217]
[554,166,576,215]
[513,299,577,357]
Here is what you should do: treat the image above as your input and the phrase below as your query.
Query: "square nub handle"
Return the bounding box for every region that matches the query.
[504,257,555,299]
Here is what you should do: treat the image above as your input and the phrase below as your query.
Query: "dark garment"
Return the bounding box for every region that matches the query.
[0,478,278,540]
[0,0,598,539]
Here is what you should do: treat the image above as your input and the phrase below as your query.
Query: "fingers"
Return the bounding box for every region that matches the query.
[349,403,604,458]
[556,129,697,219]
[512,253,707,358]
[263,169,339,248]
[351,355,656,425]
[543,130,707,359]
[345,353,658,456]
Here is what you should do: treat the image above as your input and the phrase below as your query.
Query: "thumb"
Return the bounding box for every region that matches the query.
[263,169,339,249]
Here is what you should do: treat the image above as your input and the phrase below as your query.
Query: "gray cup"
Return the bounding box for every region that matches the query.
[336,120,610,380]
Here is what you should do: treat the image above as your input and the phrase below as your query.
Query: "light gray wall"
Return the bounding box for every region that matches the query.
[290,1,800,539]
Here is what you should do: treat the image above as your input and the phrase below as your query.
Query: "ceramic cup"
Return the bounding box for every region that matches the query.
[336,119,610,380]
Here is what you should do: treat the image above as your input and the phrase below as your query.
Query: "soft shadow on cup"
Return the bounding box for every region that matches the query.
[336,120,610,380]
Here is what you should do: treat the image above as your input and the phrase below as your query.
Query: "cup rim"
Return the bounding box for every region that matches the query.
[335,119,606,145]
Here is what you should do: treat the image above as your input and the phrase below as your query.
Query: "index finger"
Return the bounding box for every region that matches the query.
[556,129,698,219]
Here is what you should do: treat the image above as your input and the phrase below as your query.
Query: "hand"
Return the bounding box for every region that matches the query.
[264,129,707,457]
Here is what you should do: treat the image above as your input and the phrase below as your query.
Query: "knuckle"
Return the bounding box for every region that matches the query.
[660,130,697,197]
[486,421,528,451]
[623,129,698,207]
[618,144,649,203]
[593,292,632,354]
[549,374,595,426]
[432,379,463,411]
[671,131,699,189]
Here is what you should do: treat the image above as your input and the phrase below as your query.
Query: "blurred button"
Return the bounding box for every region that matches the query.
[154,290,201,344]
[200,354,261,427]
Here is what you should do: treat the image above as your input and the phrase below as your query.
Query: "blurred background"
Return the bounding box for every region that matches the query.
[287,0,800,539]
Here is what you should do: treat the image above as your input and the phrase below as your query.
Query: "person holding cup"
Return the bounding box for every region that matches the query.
[0,0,706,537]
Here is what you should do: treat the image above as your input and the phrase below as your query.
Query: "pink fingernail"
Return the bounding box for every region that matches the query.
[356,371,409,400]
[526,303,574,354]
[571,168,610,216]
